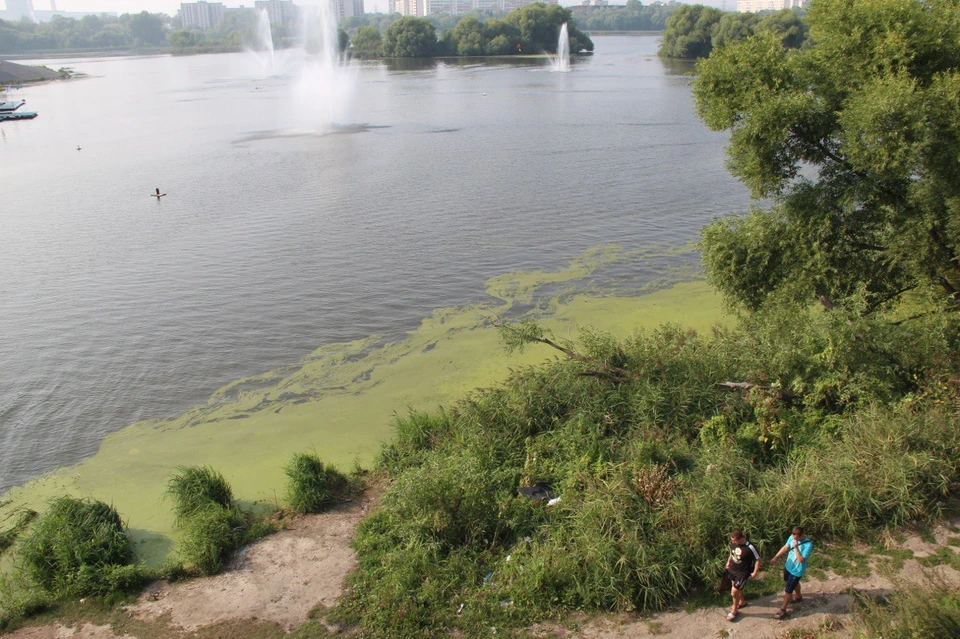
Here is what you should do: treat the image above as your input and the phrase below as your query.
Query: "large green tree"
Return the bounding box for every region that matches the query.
[659,4,723,59]
[694,0,960,314]
[120,11,167,46]
[756,8,809,49]
[351,25,382,57]
[505,3,592,54]
[382,17,437,57]
[451,16,486,56]
[709,12,758,50]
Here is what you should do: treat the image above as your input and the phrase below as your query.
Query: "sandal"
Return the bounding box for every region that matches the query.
[773,609,788,620]
[727,612,738,621]
[792,596,803,603]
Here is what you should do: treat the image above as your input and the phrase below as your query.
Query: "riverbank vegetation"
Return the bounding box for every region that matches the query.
[0,454,351,630]
[368,4,592,58]
[166,3,590,58]
[331,316,960,634]
[1,3,592,59]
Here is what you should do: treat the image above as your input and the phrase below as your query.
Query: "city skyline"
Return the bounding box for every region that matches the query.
[4,0,728,19]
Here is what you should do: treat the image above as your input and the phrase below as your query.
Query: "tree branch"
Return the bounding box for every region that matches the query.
[863,285,916,316]
[889,304,960,326]
[717,381,797,400]
[494,319,642,383]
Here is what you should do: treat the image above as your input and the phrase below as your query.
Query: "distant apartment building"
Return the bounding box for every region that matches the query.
[254,0,298,25]
[418,0,555,16]
[4,0,35,21]
[581,0,609,5]
[737,0,807,12]
[180,1,225,29]
[335,0,364,20]
[394,0,424,17]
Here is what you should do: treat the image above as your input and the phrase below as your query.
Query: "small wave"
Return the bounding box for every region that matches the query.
[232,123,386,144]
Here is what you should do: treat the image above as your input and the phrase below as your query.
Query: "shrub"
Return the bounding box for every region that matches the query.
[178,503,246,575]
[285,452,350,514]
[335,316,960,636]
[166,466,233,524]
[16,497,140,597]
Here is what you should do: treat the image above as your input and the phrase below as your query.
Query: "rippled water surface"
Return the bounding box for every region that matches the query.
[0,36,752,492]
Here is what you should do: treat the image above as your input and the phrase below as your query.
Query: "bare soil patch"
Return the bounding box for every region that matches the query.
[132,493,376,633]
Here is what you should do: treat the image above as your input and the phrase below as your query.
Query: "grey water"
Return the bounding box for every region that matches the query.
[0,35,752,493]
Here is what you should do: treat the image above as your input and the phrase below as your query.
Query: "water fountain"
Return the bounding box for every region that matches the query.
[551,23,570,73]
[252,8,277,77]
[293,0,355,131]
[241,1,356,137]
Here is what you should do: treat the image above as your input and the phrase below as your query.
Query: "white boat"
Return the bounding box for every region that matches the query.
[0,99,26,112]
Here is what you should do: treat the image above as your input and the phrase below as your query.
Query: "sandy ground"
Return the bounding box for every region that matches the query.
[130,497,368,632]
[5,504,959,639]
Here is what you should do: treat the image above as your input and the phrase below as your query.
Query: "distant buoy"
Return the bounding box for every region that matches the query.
[76,145,81,151]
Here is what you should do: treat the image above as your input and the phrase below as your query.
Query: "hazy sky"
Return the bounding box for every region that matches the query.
[19,0,728,17]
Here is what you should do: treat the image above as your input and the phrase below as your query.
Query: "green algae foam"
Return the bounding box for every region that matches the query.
[0,245,729,566]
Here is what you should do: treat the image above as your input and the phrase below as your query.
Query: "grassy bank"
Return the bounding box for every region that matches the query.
[332,297,960,635]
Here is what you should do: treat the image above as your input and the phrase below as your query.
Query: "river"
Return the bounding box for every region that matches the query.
[0,35,751,496]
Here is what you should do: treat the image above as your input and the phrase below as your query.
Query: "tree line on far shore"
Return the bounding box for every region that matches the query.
[658,4,809,59]
[351,4,592,59]
[1,1,685,57]
[0,12,167,52]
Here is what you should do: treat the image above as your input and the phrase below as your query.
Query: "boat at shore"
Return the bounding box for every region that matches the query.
[0,110,38,121]
[0,99,26,112]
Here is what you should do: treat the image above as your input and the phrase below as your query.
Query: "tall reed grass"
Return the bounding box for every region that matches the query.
[16,497,142,598]
[166,466,233,525]
[285,451,350,514]
[849,578,960,637]
[166,465,247,575]
[178,503,247,575]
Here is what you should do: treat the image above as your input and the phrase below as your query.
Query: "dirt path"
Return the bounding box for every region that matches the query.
[5,505,959,639]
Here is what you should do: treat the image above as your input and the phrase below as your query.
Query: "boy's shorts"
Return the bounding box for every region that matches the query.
[783,569,802,594]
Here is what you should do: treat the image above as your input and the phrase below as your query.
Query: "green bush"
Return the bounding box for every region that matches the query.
[285,452,350,514]
[850,579,960,638]
[166,465,234,524]
[178,503,246,575]
[16,497,141,598]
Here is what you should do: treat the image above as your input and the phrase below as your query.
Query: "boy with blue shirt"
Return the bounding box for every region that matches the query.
[770,526,813,619]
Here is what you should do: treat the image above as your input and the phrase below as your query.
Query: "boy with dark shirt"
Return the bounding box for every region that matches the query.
[725,529,761,621]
